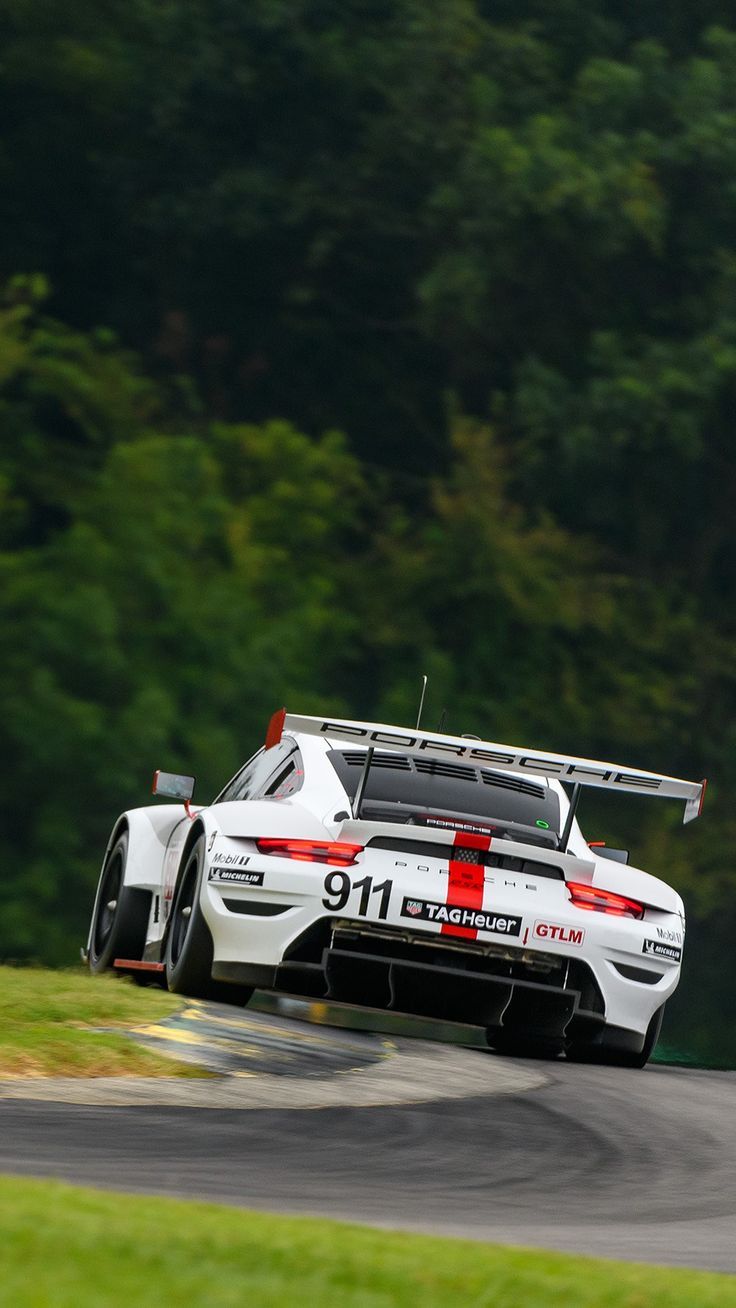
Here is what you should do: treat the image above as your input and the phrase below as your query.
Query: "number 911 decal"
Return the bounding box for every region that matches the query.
[322,872,393,919]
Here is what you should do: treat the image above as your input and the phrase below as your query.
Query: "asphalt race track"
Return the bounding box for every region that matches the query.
[1,999,736,1274]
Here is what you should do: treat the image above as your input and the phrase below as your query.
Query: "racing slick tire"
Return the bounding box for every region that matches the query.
[164,835,254,1006]
[566,1005,665,1069]
[89,831,151,974]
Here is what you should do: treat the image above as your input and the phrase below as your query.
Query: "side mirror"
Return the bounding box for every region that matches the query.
[152,770,195,801]
[589,843,629,865]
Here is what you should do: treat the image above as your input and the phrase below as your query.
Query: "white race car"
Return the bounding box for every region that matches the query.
[86,711,705,1067]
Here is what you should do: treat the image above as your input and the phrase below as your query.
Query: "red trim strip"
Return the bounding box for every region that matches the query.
[441,831,491,940]
[265,707,287,750]
[113,959,165,973]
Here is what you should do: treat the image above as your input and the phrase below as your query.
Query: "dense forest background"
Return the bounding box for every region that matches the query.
[2,0,736,1058]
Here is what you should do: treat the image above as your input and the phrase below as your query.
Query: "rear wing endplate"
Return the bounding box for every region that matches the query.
[275,712,706,824]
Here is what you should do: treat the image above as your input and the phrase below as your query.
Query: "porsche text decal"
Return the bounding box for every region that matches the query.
[319,721,663,790]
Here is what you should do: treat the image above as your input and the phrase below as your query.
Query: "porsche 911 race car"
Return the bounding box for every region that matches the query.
[86,711,705,1067]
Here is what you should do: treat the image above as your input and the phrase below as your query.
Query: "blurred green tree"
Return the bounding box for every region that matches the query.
[0,284,363,960]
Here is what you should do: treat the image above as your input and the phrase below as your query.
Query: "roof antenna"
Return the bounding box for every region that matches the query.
[416,674,428,730]
[436,708,447,733]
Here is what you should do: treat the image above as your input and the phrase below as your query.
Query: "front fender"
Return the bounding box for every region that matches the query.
[110,805,191,892]
[87,804,191,955]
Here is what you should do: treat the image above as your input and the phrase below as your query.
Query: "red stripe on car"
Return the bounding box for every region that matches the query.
[441,831,490,940]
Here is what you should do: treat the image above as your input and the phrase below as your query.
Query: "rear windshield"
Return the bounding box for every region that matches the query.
[328,750,560,836]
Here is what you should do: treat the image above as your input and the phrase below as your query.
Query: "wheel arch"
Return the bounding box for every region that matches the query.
[118,805,191,891]
[86,817,130,958]
[179,817,207,872]
[160,817,208,951]
[86,806,190,957]
[106,814,130,854]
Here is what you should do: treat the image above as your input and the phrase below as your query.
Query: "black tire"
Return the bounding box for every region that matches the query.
[164,835,253,1006]
[89,831,151,974]
[567,1005,665,1069]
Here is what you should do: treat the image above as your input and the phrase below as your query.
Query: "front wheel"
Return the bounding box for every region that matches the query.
[89,831,151,974]
[164,836,253,1006]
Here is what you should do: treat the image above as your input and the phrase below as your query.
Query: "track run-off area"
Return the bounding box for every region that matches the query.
[1,996,735,1274]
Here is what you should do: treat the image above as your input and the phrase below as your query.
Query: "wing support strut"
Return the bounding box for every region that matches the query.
[352,747,374,820]
[558,783,582,854]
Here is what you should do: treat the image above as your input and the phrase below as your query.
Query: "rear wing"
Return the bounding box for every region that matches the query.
[274,712,706,824]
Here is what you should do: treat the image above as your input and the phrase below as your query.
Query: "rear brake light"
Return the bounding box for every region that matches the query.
[566,881,644,920]
[255,839,363,867]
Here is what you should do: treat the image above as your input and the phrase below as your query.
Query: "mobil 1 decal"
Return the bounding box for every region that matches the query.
[208,851,265,886]
[401,830,522,940]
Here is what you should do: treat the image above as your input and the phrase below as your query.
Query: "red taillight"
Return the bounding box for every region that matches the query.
[255,839,363,867]
[566,881,644,920]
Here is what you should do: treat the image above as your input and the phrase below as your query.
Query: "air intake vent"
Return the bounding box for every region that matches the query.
[480,770,545,799]
[414,759,477,782]
[222,899,293,916]
[341,751,412,771]
[611,962,663,985]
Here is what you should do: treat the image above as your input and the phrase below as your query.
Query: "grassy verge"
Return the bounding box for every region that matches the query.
[0,1176,733,1307]
[0,965,204,1077]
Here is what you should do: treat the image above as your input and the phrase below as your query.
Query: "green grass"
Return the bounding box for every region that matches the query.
[654,1043,735,1070]
[0,965,203,1077]
[0,1176,733,1307]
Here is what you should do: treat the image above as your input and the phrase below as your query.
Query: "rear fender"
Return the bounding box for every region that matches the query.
[168,802,334,936]
[590,858,683,915]
[211,799,333,841]
[159,804,319,926]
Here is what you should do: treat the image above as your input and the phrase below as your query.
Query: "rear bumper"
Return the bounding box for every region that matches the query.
[212,920,611,1048]
[203,872,680,1045]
